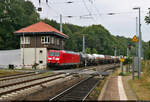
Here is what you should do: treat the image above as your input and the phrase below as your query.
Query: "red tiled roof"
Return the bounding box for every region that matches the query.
[14,21,68,38]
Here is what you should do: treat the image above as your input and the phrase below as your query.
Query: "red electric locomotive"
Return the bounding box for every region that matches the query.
[47,50,80,67]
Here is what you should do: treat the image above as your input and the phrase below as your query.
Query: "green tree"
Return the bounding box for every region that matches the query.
[91,48,98,54]
[85,48,91,54]
[0,0,39,50]
[145,10,150,24]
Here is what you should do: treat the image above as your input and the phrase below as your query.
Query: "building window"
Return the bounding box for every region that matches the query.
[21,36,30,44]
[62,40,65,46]
[41,36,50,44]
[54,38,57,45]
[56,38,60,45]
[51,37,54,44]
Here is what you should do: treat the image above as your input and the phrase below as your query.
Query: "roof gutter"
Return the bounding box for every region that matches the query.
[14,31,69,39]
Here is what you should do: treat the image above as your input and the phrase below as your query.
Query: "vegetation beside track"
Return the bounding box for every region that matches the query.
[39,71,55,76]
[129,60,150,100]
[0,69,25,77]
[0,69,54,77]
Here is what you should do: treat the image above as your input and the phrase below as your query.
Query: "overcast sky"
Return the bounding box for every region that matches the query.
[29,0,150,42]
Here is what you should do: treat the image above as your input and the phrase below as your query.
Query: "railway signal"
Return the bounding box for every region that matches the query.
[120,58,125,62]
[132,35,138,42]
[120,57,125,74]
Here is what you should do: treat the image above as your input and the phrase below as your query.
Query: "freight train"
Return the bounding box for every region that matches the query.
[47,50,120,68]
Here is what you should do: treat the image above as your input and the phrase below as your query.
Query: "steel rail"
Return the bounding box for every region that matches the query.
[49,76,100,101]
[82,78,101,101]
[0,76,64,97]
[0,72,34,79]
[0,73,64,89]
[49,77,91,101]
[0,73,38,81]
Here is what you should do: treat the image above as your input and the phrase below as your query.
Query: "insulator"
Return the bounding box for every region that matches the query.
[66,1,73,3]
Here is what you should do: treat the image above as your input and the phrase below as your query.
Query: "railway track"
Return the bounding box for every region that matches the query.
[0,64,119,101]
[0,73,65,88]
[49,64,119,101]
[0,72,40,81]
[0,72,35,80]
[0,73,69,101]
[49,76,101,101]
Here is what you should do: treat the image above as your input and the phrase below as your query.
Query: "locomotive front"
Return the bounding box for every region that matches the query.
[47,50,62,67]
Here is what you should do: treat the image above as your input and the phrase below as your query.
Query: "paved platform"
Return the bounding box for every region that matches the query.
[98,75,136,101]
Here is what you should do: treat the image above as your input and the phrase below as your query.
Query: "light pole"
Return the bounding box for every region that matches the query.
[34,32,37,69]
[82,35,85,53]
[82,34,87,67]
[114,46,117,56]
[77,33,87,67]
[133,7,142,79]
[60,14,63,33]
[136,17,138,56]
[22,28,24,68]
[127,47,129,57]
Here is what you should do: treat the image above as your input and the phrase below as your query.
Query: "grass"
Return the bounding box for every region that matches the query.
[0,69,25,77]
[119,72,131,76]
[129,60,150,100]
[0,68,55,77]
[15,68,33,70]
[40,71,54,76]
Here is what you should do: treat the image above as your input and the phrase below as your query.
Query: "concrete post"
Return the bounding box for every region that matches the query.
[60,14,63,33]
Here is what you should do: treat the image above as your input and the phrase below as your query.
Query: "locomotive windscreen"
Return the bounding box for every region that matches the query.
[49,52,60,56]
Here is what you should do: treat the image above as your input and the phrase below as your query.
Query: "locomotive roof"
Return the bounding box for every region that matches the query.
[14,21,68,38]
[49,50,79,54]
[65,51,79,54]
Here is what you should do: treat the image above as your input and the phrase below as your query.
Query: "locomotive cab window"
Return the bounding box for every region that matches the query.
[49,52,60,56]
[55,52,60,56]
[50,52,54,56]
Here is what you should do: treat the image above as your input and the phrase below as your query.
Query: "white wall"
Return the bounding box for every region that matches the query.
[0,49,21,68]
[21,48,47,69]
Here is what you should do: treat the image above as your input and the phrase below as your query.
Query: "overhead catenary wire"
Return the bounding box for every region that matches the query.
[81,0,98,24]
[82,0,92,16]
[46,3,60,15]
[46,0,72,26]
[88,0,101,17]
[35,0,149,25]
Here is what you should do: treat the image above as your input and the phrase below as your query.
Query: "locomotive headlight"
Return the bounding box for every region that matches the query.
[48,58,52,60]
[56,58,60,60]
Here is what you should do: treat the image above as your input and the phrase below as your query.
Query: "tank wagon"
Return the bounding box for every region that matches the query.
[47,50,119,68]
